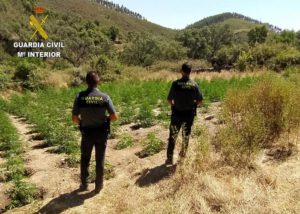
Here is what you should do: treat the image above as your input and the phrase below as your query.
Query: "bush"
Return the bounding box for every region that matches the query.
[12,60,50,90]
[0,69,12,89]
[251,43,283,66]
[90,55,123,81]
[236,51,253,71]
[217,74,300,167]
[158,40,187,61]
[103,26,120,42]
[271,48,300,71]
[13,61,37,82]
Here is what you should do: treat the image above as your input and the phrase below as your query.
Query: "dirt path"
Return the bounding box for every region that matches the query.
[3,115,79,213]
[7,125,172,214]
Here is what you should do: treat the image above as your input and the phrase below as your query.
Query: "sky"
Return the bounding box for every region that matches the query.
[110,0,300,31]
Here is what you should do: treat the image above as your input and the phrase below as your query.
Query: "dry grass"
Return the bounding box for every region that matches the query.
[215,73,300,167]
[44,72,72,89]
[100,134,300,214]
[130,68,264,81]
[95,92,300,214]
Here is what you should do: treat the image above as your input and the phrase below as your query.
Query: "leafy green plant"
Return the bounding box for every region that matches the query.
[115,133,134,150]
[135,103,155,128]
[138,133,165,158]
[7,180,39,209]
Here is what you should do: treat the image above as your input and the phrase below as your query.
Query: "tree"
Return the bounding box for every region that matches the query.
[212,44,248,70]
[121,33,160,66]
[158,40,187,60]
[278,30,297,45]
[248,25,268,46]
[176,25,234,61]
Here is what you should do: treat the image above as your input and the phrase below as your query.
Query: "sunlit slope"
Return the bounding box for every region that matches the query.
[38,0,176,37]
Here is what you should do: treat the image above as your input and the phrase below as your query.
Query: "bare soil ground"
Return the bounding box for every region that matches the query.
[8,115,80,198]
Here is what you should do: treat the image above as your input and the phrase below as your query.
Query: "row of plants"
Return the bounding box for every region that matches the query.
[0,77,259,156]
[0,110,38,210]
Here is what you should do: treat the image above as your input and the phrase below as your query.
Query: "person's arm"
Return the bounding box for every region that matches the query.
[72,115,80,125]
[107,96,118,122]
[109,113,118,122]
[72,94,81,125]
[195,83,203,107]
[167,82,175,106]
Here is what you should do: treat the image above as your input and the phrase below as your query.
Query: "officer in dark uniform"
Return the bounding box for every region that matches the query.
[72,71,117,194]
[166,63,203,165]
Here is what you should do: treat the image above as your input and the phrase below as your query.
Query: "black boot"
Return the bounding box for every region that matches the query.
[94,183,103,194]
[165,157,173,166]
[78,183,88,192]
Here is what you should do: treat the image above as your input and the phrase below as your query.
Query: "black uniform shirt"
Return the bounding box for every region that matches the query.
[72,88,116,128]
[167,77,203,112]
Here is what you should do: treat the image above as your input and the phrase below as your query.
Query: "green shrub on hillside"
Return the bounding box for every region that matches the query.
[0,68,12,89]
[251,43,283,66]
[271,48,300,71]
[236,51,253,71]
[21,0,37,12]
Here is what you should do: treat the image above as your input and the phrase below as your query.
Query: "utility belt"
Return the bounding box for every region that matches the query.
[79,119,110,134]
[171,105,197,117]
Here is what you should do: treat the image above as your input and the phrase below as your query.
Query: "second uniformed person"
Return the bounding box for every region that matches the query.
[166,63,203,165]
[72,71,117,194]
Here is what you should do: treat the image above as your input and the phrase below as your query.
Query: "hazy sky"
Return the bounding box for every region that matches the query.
[110,0,300,31]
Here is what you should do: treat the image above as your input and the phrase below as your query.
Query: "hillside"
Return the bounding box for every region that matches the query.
[38,0,175,37]
[0,0,174,43]
[0,0,178,72]
[187,12,282,33]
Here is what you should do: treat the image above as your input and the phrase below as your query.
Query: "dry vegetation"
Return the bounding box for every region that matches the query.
[100,125,300,214]
[94,73,300,214]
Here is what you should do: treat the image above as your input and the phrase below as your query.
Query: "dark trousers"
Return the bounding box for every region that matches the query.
[167,113,194,159]
[80,129,108,188]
